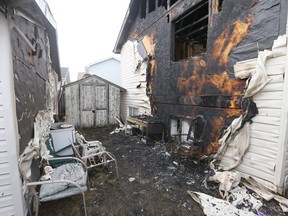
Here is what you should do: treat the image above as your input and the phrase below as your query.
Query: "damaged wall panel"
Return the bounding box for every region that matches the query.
[118,0,287,155]
[9,10,56,154]
[120,40,151,120]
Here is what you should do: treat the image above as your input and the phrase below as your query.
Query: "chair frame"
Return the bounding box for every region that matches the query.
[21,156,88,216]
[73,132,119,179]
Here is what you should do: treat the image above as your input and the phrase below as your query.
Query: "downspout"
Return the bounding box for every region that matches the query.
[0,12,25,215]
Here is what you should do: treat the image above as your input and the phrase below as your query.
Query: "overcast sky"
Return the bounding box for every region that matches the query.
[46,0,130,81]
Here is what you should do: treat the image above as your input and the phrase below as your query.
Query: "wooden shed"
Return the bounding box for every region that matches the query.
[63,75,125,127]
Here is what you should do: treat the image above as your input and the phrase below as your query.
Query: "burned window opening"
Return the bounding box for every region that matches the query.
[148,0,156,13]
[166,14,170,23]
[158,0,168,9]
[173,0,209,61]
[140,0,147,19]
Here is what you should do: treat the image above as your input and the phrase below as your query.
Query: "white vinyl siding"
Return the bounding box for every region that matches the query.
[0,13,24,215]
[220,35,288,192]
[120,41,151,121]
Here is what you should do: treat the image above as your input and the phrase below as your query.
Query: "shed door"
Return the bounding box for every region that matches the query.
[80,83,108,127]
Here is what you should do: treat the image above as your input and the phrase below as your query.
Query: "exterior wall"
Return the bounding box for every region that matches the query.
[0,12,25,216]
[64,83,80,125]
[109,85,121,124]
[64,76,121,127]
[9,10,58,154]
[121,0,286,155]
[87,58,121,85]
[120,40,151,121]
[219,36,287,191]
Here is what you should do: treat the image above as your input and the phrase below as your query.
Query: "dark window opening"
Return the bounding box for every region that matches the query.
[148,0,156,13]
[140,0,147,19]
[173,0,208,61]
[218,0,224,12]
[158,0,168,9]
[169,0,178,7]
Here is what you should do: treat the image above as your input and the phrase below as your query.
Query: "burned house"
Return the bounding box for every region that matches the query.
[114,0,288,193]
[0,0,60,214]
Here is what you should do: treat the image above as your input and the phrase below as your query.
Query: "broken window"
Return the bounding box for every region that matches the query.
[173,0,209,61]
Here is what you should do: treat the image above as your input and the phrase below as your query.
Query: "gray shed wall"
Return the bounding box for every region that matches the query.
[64,76,121,127]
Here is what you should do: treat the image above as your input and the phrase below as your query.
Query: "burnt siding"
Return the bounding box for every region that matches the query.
[11,13,49,154]
[228,0,283,74]
[127,0,285,154]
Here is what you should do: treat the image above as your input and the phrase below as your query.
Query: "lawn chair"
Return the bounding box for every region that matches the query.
[19,137,89,216]
[74,131,119,179]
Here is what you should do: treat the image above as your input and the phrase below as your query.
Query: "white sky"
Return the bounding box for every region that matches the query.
[46,0,131,81]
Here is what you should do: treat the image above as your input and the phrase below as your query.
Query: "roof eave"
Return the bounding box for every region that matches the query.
[113,0,138,54]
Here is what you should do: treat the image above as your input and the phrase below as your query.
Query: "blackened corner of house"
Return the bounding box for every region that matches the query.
[127,0,287,156]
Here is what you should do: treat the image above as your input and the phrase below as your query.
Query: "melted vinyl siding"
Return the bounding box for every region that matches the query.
[239,45,286,185]
[120,41,151,121]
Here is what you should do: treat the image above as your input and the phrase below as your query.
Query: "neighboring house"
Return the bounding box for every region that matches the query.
[58,67,71,115]
[61,67,71,85]
[0,1,60,214]
[113,0,288,193]
[63,75,125,128]
[77,72,85,80]
[85,56,121,85]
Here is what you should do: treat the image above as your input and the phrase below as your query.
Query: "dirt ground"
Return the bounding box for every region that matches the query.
[39,126,286,216]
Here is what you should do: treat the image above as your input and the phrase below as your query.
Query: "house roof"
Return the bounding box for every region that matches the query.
[113,0,138,54]
[85,56,120,68]
[1,0,61,80]
[63,74,126,92]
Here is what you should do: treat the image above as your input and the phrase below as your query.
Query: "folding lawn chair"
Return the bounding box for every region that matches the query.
[74,131,119,179]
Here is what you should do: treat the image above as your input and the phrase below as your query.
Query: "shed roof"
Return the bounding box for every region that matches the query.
[63,74,126,92]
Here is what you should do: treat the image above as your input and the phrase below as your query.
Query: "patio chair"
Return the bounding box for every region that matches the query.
[74,131,119,179]
[19,137,89,216]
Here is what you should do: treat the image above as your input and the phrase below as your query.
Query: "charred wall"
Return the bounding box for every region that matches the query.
[8,9,52,154]
[127,0,287,155]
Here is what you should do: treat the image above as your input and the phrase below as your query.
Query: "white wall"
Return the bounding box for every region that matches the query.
[120,40,151,120]
[0,13,25,216]
[87,58,121,85]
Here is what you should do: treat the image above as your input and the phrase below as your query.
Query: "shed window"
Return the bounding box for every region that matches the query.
[173,0,209,61]
[128,106,139,117]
